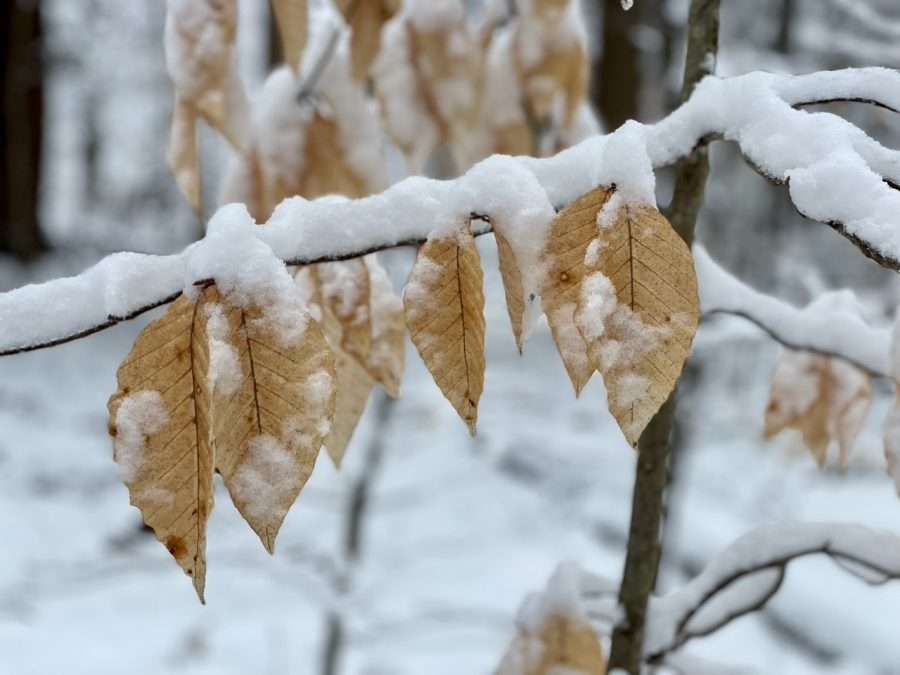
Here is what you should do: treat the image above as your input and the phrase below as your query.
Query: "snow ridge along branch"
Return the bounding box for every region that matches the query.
[2,67,900,356]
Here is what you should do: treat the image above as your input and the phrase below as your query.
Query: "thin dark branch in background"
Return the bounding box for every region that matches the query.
[297,26,342,103]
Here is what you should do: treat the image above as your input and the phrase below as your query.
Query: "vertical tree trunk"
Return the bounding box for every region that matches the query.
[1,0,46,260]
[320,393,393,675]
[606,2,719,673]
[594,0,642,130]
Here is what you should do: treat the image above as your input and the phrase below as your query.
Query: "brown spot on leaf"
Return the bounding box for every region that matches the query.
[165,535,187,559]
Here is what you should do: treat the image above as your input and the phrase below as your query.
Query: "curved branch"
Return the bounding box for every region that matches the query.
[643,523,900,663]
[694,245,891,378]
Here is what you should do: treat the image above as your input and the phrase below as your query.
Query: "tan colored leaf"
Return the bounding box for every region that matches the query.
[211,297,336,554]
[297,267,374,466]
[495,614,605,675]
[541,187,615,395]
[405,227,485,434]
[365,256,406,398]
[107,290,217,602]
[334,0,398,81]
[765,351,871,469]
[495,231,526,354]
[577,201,700,446]
[271,0,308,72]
[315,260,372,368]
[168,98,201,212]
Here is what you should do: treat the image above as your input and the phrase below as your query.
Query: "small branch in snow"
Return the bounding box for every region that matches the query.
[643,523,900,663]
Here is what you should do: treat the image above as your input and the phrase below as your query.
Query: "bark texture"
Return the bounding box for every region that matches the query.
[606,1,719,672]
[1,0,46,260]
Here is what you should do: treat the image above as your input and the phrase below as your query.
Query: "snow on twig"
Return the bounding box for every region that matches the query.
[694,245,892,377]
[642,523,900,662]
[4,68,900,355]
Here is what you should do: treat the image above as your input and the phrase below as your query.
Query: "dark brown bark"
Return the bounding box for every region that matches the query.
[594,0,642,130]
[606,1,718,672]
[1,0,47,260]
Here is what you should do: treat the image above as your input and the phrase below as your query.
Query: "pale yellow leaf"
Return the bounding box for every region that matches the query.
[211,297,336,554]
[297,267,374,467]
[107,290,217,602]
[334,0,398,81]
[495,614,605,675]
[271,0,308,73]
[578,201,699,446]
[315,260,373,369]
[405,228,485,434]
[541,187,615,395]
[168,98,201,213]
[765,352,871,469]
[365,256,406,398]
[495,230,526,354]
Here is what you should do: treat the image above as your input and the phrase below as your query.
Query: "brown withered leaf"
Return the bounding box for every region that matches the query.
[211,298,336,554]
[541,186,615,395]
[271,0,308,72]
[495,231,526,354]
[765,351,871,469]
[495,613,605,675]
[577,201,699,446]
[405,227,485,434]
[168,98,201,213]
[296,267,374,467]
[314,260,373,369]
[107,290,217,602]
[365,256,405,398]
[334,0,398,81]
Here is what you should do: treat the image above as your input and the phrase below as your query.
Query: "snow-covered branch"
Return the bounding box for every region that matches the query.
[3,68,900,356]
[694,246,892,377]
[642,523,900,662]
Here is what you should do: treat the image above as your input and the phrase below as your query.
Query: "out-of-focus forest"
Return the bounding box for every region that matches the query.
[2,1,900,674]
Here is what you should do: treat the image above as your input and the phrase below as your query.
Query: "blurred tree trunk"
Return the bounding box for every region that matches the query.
[1,0,47,260]
[775,0,795,55]
[594,0,642,129]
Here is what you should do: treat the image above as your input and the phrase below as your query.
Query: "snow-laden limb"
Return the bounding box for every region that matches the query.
[4,68,900,356]
[643,523,900,662]
[694,245,891,377]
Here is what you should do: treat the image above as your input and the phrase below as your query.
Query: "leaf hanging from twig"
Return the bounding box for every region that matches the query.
[576,198,700,446]
[495,615,605,675]
[495,231,526,354]
[405,224,486,434]
[107,290,217,602]
[271,0,309,72]
[765,351,871,469]
[211,298,335,554]
[365,256,406,398]
[334,0,399,81]
[542,187,615,395]
[315,260,373,369]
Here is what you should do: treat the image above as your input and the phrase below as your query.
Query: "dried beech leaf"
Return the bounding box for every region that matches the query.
[765,351,871,469]
[405,227,485,434]
[495,614,605,675]
[335,0,398,81]
[542,187,615,395]
[212,297,336,554]
[578,201,699,446]
[315,260,372,368]
[168,98,201,212]
[324,306,376,467]
[107,290,217,602]
[297,267,374,467]
[365,256,406,398]
[495,230,526,354]
[271,0,308,72]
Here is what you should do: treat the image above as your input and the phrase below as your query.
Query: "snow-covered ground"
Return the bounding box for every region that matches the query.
[1,243,899,675]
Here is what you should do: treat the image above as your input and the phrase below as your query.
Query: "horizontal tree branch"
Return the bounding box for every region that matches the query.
[3,68,900,356]
[643,523,900,662]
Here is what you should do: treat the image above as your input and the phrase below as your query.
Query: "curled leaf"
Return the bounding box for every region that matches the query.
[405,225,485,434]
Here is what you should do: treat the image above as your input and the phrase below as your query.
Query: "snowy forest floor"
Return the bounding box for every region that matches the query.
[1,243,899,675]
